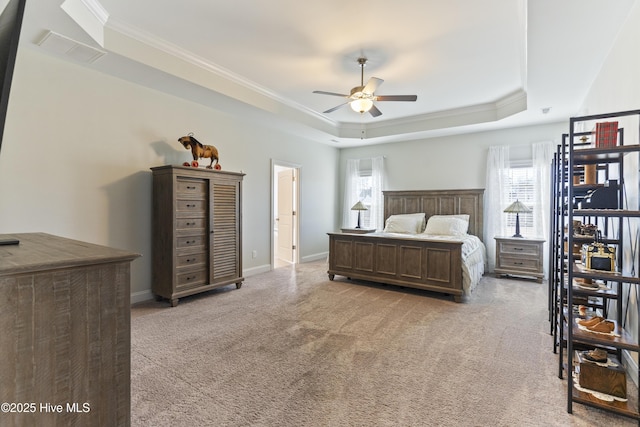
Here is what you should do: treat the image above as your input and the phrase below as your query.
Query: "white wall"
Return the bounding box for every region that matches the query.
[0,47,339,302]
[338,121,566,218]
[579,0,640,219]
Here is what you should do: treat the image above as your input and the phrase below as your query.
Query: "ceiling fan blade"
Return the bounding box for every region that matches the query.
[369,104,382,117]
[323,102,350,114]
[363,77,383,94]
[313,90,348,97]
[375,95,418,102]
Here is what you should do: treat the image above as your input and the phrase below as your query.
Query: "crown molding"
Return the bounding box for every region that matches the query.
[60,0,108,45]
[105,15,339,130]
[336,89,527,140]
[78,0,108,24]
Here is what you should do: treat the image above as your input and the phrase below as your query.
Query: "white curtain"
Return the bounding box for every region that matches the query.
[370,156,385,230]
[342,157,385,230]
[532,141,555,279]
[484,145,510,272]
[342,159,360,228]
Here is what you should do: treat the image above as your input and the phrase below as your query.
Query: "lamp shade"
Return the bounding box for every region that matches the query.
[351,201,368,211]
[503,200,532,213]
[350,98,373,114]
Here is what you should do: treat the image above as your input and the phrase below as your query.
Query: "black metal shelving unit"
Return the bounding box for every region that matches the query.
[560,109,640,423]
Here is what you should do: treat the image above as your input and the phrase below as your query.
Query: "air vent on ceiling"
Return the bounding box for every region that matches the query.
[36,30,106,64]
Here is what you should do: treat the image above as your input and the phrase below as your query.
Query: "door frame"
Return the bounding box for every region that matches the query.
[271,159,301,268]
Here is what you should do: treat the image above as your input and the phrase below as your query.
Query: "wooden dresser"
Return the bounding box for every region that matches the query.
[151,165,244,306]
[494,236,545,282]
[0,233,139,427]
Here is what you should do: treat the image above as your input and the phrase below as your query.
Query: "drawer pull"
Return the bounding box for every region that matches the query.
[186,258,195,263]
[186,204,196,208]
[514,247,523,251]
[186,240,195,244]
[187,186,196,189]
[186,275,195,281]
[514,262,523,265]
[187,222,195,226]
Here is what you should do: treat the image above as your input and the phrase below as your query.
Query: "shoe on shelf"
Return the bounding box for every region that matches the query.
[578,316,604,327]
[581,281,600,289]
[587,320,615,334]
[584,348,608,362]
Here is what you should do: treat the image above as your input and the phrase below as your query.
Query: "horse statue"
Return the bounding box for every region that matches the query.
[178,133,220,169]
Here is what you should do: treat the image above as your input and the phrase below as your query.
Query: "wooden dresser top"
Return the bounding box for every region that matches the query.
[0,232,140,276]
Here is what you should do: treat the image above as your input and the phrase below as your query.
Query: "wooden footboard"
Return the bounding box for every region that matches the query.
[327,232,464,302]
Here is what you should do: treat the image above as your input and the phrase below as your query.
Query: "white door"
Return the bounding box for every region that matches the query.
[277,168,295,263]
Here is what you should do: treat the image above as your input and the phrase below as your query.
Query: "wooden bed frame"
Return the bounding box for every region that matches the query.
[327,189,484,302]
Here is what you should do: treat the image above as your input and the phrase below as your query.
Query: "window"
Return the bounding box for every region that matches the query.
[355,172,373,227]
[505,165,535,236]
[343,157,385,230]
[486,142,553,276]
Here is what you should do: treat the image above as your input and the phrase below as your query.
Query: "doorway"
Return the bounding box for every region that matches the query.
[272,161,300,268]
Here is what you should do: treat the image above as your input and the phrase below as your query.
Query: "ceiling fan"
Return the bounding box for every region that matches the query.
[313,57,417,117]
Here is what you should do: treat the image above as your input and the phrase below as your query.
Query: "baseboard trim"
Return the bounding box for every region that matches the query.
[301,251,328,263]
[244,264,272,277]
[131,289,154,305]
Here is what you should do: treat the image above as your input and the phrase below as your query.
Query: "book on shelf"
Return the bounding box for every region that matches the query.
[593,121,619,148]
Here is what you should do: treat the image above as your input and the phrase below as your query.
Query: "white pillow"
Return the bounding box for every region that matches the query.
[423,215,469,236]
[383,213,426,234]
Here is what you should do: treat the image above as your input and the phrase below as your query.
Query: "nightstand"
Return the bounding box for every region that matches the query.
[494,236,545,282]
[340,228,377,234]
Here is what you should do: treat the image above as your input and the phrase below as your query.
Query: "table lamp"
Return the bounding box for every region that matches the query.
[351,201,368,229]
[504,200,531,238]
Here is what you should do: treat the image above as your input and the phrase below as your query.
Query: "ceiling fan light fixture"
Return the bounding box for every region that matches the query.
[350,98,373,113]
[313,56,416,117]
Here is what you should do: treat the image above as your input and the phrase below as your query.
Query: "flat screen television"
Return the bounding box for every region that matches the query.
[0,0,25,246]
[0,0,25,154]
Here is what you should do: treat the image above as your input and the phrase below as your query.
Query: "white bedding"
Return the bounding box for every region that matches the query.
[368,232,487,295]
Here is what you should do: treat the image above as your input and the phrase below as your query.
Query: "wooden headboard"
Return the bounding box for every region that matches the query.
[383,189,485,242]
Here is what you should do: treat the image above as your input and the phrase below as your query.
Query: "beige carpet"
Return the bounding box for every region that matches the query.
[131,261,636,426]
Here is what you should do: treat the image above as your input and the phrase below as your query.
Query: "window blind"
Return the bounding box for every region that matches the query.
[505,166,535,235]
